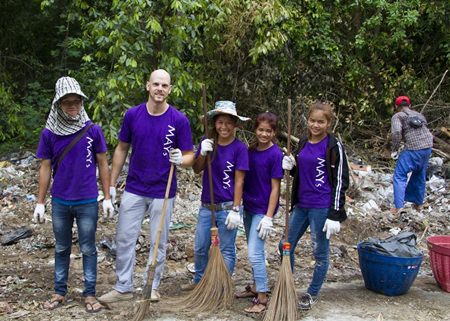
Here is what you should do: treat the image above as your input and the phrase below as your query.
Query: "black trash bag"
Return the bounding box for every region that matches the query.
[99,238,116,257]
[1,227,32,246]
[359,232,423,258]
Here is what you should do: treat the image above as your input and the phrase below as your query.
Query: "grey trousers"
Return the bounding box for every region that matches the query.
[113,191,174,293]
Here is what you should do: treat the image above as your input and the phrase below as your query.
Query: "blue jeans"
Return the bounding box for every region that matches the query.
[279,207,329,296]
[243,211,269,293]
[51,201,98,297]
[194,205,237,283]
[393,148,431,209]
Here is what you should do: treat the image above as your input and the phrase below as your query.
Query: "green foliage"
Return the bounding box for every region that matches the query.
[1,0,449,147]
[0,84,24,141]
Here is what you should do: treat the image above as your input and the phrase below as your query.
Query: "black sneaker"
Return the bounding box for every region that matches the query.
[298,293,318,310]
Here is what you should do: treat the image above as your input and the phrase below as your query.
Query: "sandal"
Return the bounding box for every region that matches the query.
[244,298,268,313]
[85,296,103,313]
[235,285,257,298]
[43,294,65,310]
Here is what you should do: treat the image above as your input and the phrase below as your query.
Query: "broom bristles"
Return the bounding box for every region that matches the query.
[131,266,155,321]
[263,255,297,321]
[133,300,149,321]
[166,228,233,313]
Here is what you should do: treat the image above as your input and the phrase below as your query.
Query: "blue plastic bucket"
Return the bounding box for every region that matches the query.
[357,243,423,296]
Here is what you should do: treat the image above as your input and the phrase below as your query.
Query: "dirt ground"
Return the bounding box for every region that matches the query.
[1,154,449,321]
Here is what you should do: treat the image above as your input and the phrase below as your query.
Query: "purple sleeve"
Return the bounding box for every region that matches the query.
[93,125,108,154]
[235,142,249,171]
[271,148,284,179]
[36,130,52,160]
[118,109,133,143]
[176,115,194,151]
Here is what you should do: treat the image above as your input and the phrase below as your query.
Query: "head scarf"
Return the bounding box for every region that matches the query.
[45,76,90,136]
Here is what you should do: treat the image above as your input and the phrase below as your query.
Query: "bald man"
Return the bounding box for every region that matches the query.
[99,69,194,304]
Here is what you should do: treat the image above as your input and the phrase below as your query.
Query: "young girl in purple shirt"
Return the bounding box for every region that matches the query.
[238,112,283,313]
[281,101,349,310]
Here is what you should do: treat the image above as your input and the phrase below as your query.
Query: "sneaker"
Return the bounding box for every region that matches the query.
[150,289,160,302]
[181,281,197,291]
[98,289,133,304]
[298,293,318,310]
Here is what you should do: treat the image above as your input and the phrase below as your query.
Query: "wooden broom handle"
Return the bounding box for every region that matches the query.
[202,84,217,226]
[150,164,175,266]
[284,99,292,240]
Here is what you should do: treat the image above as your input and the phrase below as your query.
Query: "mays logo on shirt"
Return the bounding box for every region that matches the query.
[315,157,326,187]
[163,125,176,157]
[86,136,94,168]
[223,161,234,189]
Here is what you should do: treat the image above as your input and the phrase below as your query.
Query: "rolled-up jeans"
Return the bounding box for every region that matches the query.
[51,200,98,297]
[194,203,237,283]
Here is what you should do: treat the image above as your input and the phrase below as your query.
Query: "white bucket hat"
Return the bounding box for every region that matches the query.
[206,100,250,122]
[52,76,88,105]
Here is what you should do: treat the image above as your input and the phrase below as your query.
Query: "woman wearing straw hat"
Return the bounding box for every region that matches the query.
[34,76,113,313]
[187,100,249,288]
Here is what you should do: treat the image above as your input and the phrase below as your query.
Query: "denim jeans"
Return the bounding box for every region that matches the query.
[51,200,98,297]
[194,204,237,283]
[243,211,269,293]
[393,148,431,208]
[279,207,329,296]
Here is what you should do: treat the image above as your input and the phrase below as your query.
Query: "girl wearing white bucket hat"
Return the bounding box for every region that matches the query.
[187,100,250,287]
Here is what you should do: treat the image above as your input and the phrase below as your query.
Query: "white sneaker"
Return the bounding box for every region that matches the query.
[150,289,160,302]
[98,289,133,304]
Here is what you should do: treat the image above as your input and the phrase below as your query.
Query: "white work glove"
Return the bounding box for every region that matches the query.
[391,151,399,160]
[33,203,46,224]
[200,139,214,156]
[225,209,241,230]
[169,148,183,165]
[257,216,274,240]
[102,199,115,219]
[322,219,340,239]
[282,155,295,171]
[110,186,116,205]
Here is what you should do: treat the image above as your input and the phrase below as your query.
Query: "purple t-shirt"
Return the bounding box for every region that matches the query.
[36,122,107,200]
[297,136,332,208]
[243,144,283,215]
[196,138,249,203]
[119,104,193,198]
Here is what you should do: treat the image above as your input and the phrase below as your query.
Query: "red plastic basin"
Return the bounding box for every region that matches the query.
[427,235,450,293]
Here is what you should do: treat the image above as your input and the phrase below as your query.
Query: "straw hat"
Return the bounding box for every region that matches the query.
[206,101,250,122]
[52,76,88,105]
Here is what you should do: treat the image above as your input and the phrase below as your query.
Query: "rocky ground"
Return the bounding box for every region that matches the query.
[0,150,449,321]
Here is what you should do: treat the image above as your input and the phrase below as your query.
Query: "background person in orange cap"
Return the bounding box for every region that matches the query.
[390,95,433,214]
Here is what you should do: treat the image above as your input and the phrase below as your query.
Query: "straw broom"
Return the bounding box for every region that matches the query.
[132,164,175,321]
[175,84,233,312]
[263,99,297,321]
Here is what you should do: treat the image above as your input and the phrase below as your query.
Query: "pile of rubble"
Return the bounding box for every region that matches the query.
[0,150,449,320]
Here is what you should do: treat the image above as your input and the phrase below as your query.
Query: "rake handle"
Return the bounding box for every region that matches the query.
[284,99,292,242]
